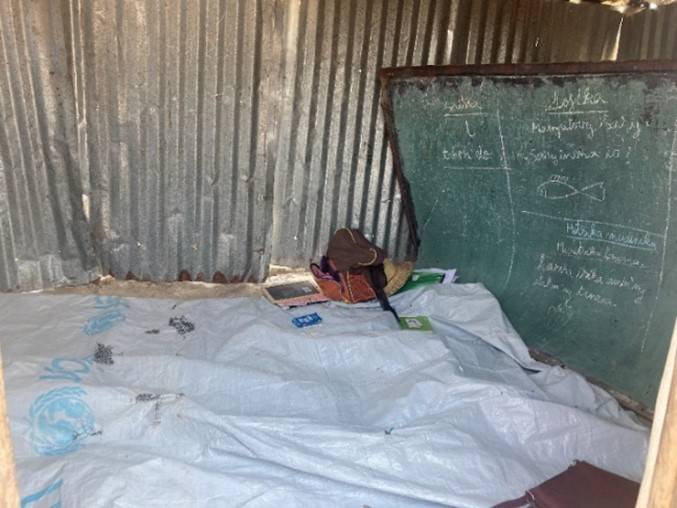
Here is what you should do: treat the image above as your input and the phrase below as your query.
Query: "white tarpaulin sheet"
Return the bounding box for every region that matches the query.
[0,284,648,507]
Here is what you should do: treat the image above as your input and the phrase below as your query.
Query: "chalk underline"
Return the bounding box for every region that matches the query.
[521,210,663,237]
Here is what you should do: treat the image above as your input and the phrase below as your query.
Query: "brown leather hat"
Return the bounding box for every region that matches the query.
[326,228,385,272]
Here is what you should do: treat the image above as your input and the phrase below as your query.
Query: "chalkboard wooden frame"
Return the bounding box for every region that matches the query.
[380,60,677,412]
[380,60,677,263]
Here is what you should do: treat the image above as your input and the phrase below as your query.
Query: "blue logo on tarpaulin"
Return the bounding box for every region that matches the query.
[83,296,128,335]
[28,387,95,456]
[39,356,93,383]
[20,478,63,507]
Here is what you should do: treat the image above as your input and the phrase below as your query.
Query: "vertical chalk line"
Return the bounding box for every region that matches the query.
[421,196,440,233]
[641,118,676,352]
[496,107,516,291]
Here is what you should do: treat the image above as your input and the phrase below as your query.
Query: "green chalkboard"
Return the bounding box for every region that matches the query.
[381,62,677,409]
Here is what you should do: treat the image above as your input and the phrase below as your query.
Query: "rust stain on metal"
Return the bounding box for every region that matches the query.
[212,272,227,284]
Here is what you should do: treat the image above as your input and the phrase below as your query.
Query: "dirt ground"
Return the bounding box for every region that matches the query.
[44,266,314,300]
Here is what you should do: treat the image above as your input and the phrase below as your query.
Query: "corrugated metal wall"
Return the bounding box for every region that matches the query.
[618,3,677,59]
[0,0,671,290]
[70,0,286,283]
[0,0,98,290]
[271,0,624,268]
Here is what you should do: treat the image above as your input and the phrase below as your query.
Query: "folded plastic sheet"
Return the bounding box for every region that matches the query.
[0,284,647,507]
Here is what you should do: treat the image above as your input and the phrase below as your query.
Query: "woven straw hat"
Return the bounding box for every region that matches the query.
[383,259,414,296]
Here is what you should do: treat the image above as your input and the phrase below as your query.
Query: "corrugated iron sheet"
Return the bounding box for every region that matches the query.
[571,0,677,16]
[271,0,623,267]
[0,0,669,291]
[69,0,285,282]
[0,0,97,290]
[617,3,677,59]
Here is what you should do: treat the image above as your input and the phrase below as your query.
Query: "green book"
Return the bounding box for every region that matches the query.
[398,272,445,293]
[398,316,433,331]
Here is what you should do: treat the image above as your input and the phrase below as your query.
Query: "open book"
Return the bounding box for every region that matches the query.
[262,281,329,309]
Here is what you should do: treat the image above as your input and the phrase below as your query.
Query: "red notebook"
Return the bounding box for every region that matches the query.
[493,461,640,508]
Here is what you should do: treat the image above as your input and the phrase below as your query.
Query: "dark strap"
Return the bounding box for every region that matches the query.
[368,265,399,321]
[374,285,400,321]
[320,254,399,321]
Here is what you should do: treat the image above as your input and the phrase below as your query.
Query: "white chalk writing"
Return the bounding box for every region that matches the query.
[533,274,563,291]
[555,241,648,269]
[565,220,658,251]
[529,115,642,141]
[531,118,596,140]
[517,148,602,165]
[537,254,573,277]
[533,274,616,308]
[548,299,573,315]
[545,87,608,113]
[536,253,646,302]
[575,286,615,307]
[598,115,643,140]
[443,95,481,115]
[443,145,493,162]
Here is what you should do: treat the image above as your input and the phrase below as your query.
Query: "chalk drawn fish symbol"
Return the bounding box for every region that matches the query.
[537,177,606,202]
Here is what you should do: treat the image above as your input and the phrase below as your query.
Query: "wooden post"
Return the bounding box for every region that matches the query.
[0,349,20,507]
[636,320,677,508]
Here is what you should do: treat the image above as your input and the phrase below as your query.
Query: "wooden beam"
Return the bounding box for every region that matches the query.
[636,319,677,508]
[0,348,20,507]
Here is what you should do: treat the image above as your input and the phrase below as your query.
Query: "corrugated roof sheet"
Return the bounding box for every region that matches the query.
[0,0,669,291]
